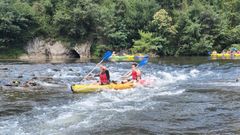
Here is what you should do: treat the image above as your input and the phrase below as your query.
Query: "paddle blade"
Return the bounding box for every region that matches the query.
[102,51,112,61]
[138,58,148,67]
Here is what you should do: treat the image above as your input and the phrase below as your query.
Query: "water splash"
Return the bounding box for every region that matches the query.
[1,60,240,134]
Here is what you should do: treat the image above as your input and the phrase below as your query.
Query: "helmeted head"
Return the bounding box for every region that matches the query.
[100,65,107,71]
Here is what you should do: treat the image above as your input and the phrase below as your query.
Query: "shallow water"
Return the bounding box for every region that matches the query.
[0,57,240,134]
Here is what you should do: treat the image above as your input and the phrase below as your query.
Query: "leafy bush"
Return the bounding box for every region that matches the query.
[131,31,161,55]
[229,44,240,51]
[91,44,112,57]
[0,0,37,48]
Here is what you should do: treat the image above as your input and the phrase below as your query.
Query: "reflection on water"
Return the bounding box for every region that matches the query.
[0,57,240,134]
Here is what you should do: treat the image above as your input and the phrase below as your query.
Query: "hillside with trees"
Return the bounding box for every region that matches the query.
[0,0,239,58]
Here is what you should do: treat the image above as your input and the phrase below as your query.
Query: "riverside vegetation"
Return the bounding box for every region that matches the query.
[0,0,240,58]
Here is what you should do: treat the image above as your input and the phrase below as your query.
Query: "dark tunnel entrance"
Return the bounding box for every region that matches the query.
[69,50,80,58]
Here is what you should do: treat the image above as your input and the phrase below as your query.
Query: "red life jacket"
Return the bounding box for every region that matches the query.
[100,72,109,84]
[132,70,141,80]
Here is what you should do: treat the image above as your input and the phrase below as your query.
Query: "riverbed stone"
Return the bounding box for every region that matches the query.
[0,68,8,70]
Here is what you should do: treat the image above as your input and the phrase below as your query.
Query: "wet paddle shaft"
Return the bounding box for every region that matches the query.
[80,51,112,82]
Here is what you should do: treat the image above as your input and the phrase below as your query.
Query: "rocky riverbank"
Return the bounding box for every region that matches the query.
[19,38,91,60]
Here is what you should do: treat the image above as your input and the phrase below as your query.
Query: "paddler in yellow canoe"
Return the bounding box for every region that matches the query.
[122,63,141,83]
[94,65,111,85]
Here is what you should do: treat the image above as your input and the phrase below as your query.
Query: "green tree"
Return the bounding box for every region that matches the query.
[222,0,240,27]
[31,0,59,36]
[175,0,222,55]
[131,31,162,55]
[1,0,240,57]
[152,9,177,35]
[53,0,100,41]
[125,0,158,42]
[149,9,177,55]
[107,0,129,50]
[0,0,37,48]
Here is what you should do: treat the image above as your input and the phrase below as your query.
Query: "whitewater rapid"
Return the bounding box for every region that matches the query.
[0,59,240,134]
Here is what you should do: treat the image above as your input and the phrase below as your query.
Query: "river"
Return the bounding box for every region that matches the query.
[0,57,240,134]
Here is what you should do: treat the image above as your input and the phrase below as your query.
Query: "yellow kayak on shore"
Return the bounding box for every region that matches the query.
[71,82,135,93]
[211,53,240,57]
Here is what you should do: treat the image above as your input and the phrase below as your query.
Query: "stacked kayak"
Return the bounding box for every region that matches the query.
[71,82,135,93]
[109,55,149,62]
[110,55,135,61]
[134,55,149,61]
[210,53,240,59]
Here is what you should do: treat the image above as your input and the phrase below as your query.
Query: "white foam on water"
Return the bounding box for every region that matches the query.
[46,112,79,126]
[53,72,78,79]
[157,89,185,96]
[0,119,26,135]
[2,63,233,135]
[190,69,200,77]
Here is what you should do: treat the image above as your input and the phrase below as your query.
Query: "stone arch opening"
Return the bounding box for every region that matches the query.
[69,49,80,58]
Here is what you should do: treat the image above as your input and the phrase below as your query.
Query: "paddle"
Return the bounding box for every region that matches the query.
[121,57,149,79]
[138,57,149,67]
[80,51,112,82]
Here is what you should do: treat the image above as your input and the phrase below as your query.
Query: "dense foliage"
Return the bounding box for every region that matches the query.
[0,0,239,56]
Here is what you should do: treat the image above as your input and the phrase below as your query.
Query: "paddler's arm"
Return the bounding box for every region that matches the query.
[121,71,131,79]
[125,71,131,78]
[137,69,141,76]
[94,73,100,77]
[84,73,97,80]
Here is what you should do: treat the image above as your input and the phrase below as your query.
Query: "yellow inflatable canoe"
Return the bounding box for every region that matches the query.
[71,82,135,93]
[109,55,149,62]
[109,55,134,61]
